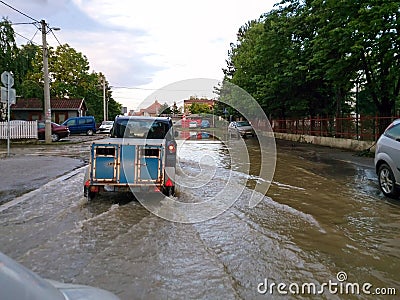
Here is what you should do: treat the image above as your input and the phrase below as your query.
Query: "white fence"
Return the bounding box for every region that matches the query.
[0,120,38,139]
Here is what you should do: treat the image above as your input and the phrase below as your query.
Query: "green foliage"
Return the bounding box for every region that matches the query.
[223,0,400,133]
[0,18,122,122]
[158,102,171,115]
[189,102,211,114]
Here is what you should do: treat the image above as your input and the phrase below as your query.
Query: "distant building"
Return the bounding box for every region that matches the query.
[183,98,215,114]
[11,98,87,124]
[133,100,162,117]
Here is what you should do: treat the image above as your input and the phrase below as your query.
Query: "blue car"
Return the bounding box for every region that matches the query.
[62,116,96,135]
[201,119,210,128]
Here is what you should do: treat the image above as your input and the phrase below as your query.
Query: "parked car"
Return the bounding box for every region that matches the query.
[189,121,198,128]
[62,116,96,135]
[37,121,70,142]
[98,120,114,133]
[201,119,210,128]
[374,119,400,198]
[0,251,120,300]
[228,121,255,138]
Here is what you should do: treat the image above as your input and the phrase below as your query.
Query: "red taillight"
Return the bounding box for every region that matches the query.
[165,178,174,187]
[167,142,176,153]
[84,179,90,187]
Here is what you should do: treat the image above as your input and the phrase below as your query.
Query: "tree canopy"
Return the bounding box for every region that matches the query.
[222,0,400,132]
[0,18,122,122]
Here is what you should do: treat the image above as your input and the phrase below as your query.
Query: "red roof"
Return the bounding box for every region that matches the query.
[135,100,162,115]
[11,98,86,111]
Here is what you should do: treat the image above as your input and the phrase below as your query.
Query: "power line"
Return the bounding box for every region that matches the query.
[1,1,62,46]
[14,31,40,46]
[49,28,62,47]
[0,0,39,23]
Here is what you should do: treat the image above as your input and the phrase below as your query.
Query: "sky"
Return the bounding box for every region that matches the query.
[0,0,278,111]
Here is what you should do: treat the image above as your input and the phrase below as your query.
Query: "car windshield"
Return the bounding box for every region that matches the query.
[102,121,114,126]
[236,121,250,127]
[112,119,171,139]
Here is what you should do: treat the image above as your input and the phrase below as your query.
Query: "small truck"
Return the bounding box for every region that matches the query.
[84,116,176,200]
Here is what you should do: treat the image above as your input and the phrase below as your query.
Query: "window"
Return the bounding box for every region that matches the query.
[384,123,400,141]
[112,119,171,139]
[66,119,76,126]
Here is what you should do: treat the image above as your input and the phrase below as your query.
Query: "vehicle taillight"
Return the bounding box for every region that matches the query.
[165,178,174,187]
[84,179,90,187]
[167,141,176,154]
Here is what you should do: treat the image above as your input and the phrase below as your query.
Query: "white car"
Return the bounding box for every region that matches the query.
[0,251,120,300]
[374,119,400,198]
[189,121,198,128]
[98,121,114,133]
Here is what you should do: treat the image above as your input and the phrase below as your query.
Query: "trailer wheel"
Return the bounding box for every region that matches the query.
[84,186,97,201]
[88,191,97,201]
[163,186,175,197]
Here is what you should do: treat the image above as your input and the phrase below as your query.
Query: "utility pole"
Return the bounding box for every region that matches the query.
[103,75,107,122]
[41,19,52,143]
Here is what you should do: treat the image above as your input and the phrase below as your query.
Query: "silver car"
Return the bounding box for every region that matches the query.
[0,251,120,300]
[228,121,255,138]
[374,119,400,198]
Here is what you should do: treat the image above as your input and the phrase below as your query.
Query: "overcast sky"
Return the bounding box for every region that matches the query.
[1,0,277,110]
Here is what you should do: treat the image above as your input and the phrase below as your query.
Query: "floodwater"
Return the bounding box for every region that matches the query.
[0,137,399,299]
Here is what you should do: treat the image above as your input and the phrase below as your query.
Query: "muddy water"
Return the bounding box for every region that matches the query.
[0,138,399,299]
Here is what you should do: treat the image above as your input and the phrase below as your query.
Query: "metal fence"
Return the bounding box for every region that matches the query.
[0,120,38,139]
[250,116,399,141]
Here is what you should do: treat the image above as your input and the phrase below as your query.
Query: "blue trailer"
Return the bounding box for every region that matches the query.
[84,116,176,200]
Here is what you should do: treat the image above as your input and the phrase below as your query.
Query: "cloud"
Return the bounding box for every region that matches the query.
[1,0,277,109]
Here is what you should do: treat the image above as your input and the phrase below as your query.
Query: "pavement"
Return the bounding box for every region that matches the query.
[0,134,103,205]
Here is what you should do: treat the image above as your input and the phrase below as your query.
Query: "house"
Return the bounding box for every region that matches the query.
[11,98,87,124]
[133,100,162,117]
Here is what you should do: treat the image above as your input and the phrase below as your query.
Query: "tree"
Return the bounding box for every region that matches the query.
[0,18,18,120]
[158,102,171,115]
[224,0,400,134]
[171,101,180,115]
[0,18,17,73]
[189,102,210,114]
[0,20,122,123]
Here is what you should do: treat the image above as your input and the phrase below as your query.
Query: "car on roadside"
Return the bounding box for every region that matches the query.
[201,119,210,128]
[37,121,70,142]
[189,121,198,128]
[374,119,400,198]
[0,251,120,300]
[98,120,114,134]
[228,120,255,138]
[62,116,96,135]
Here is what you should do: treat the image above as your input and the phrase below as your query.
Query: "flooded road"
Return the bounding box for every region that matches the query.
[0,137,399,299]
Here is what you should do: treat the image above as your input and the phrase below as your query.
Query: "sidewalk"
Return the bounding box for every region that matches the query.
[0,135,100,205]
[0,154,84,205]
